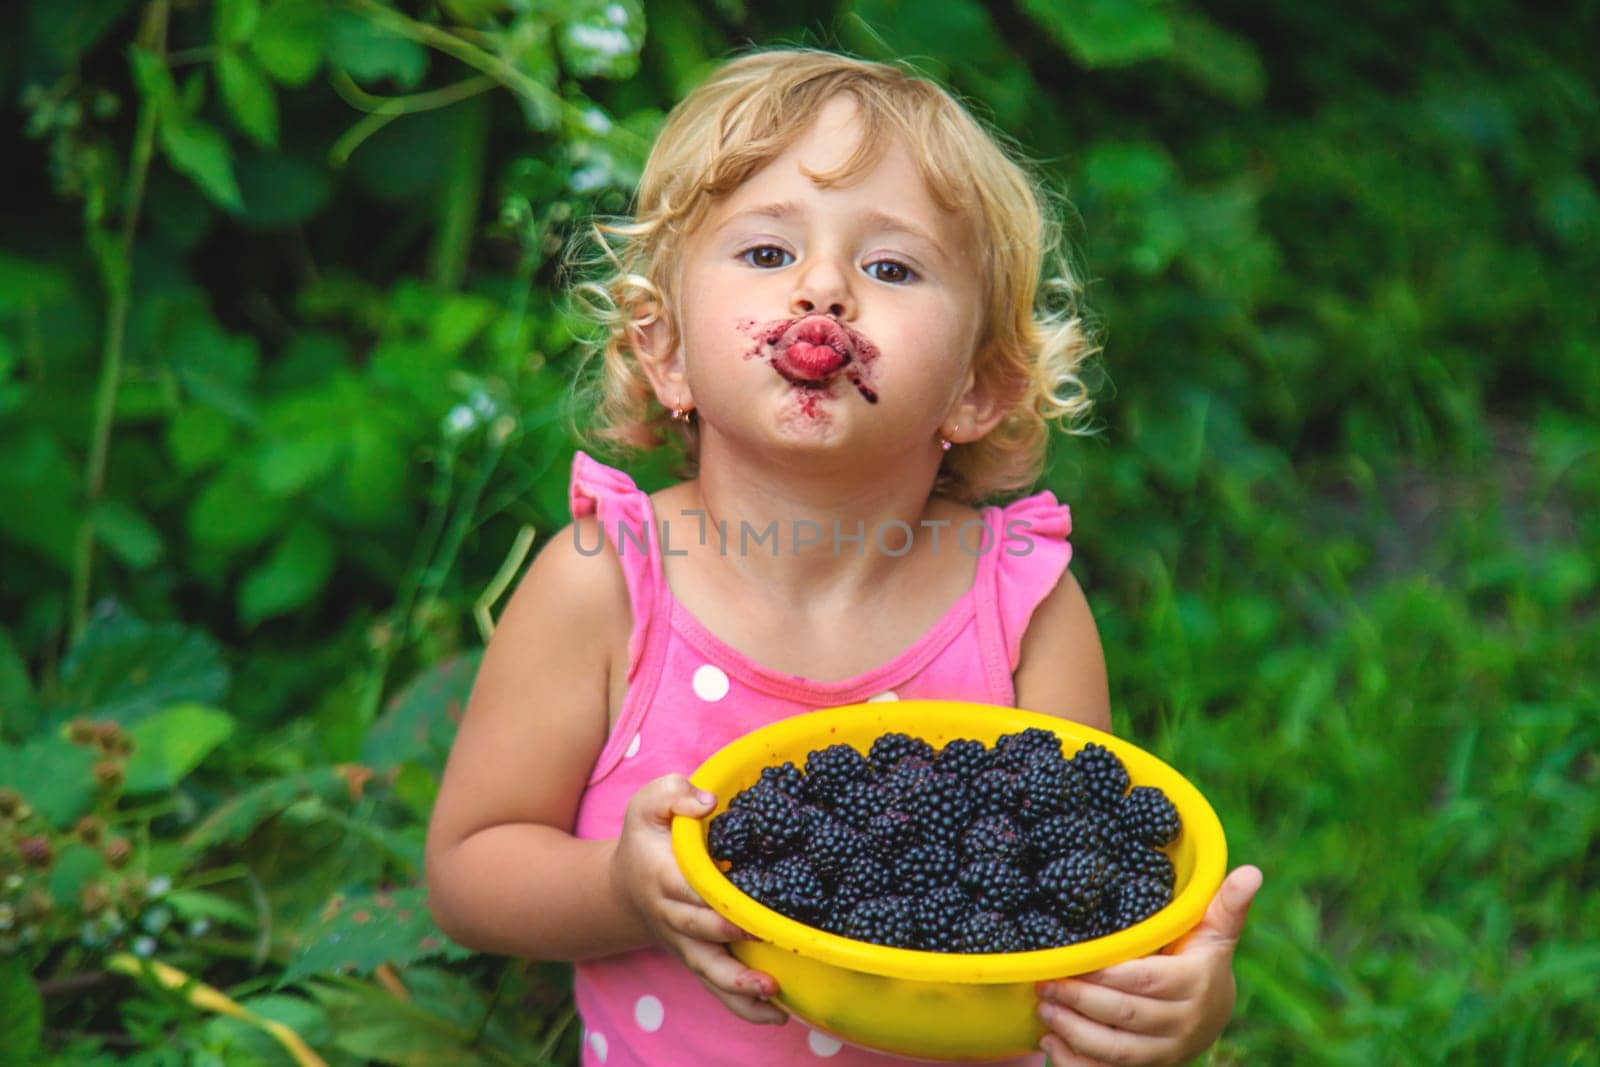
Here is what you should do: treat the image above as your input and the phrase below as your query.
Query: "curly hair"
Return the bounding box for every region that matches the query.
[567,46,1099,503]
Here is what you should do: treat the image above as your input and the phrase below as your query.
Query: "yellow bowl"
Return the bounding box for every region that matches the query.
[670,700,1227,1061]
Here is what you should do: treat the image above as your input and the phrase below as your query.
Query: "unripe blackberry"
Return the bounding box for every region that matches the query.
[935,738,990,782]
[993,727,1063,772]
[102,837,132,868]
[707,808,758,866]
[843,895,918,948]
[1036,851,1117,927]
[804,744,869,804]
[1119,786,1181,847]
[1067,743,1130,811]
[19,836,52,868]
[1015,910,1072,950]
[960,814,1027,866]
[959,858,1033,915]
[0,789,20,817]
[867,733,935,775]
[896,842,959,895]
[953,910,1021,954]
[915,885,971,951]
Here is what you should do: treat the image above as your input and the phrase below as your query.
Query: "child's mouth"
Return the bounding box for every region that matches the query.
[771,318,852,383]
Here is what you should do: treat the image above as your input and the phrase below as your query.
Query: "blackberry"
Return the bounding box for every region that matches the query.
[804,812,865,887]
[1111,876,1171,928]
[865,809,918,857]
[1118,843,1175,892]
[755,760,807,801]
[767,855,827,922]
[728,866,778,908]
[1068,743,1131,811]
[830,778,889,830]
[868,732,935,775]
[959,858,1033,915]
[902,770,973,846]
[994,727,1064,772]
[970,768,1020,818]
[1119,786,1181,847]
[837,852,893,900]
[915,885,972,951]
[896,842,960,895]
[1014,910,1072,951]
[1014,757,1073,824]
[804,744,870,804]
[1036,851,1119,927]
[736,785,807,860]
[953,910,1022,954]
[935,738,991,781]
[960,815,1027,866]
[1028,810,1118,865]
[706,808,758,866]
[843,895,918,948]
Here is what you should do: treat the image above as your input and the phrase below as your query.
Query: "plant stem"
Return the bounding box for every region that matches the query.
[430,92,491,290]
[68,0,168,640]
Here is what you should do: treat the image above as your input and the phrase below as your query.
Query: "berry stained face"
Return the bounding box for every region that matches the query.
[737,315,883,418]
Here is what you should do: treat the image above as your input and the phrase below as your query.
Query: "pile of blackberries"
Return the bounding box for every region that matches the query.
[706,728,1182,953]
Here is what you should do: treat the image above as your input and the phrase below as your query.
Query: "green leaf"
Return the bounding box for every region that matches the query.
[1017,0,1173,68]
[283,884,470,986]
[0,957,43,1062]
[326,9,428,88]
[361,652,483,776]
[215,0,260,46]
[167,406,237,473]
[0,252,72,315]
[184,767,349,852]
[91,500,165,570]
[0,737,96,829]
[47,843,108,906]
[159,115,245,212]
[254,433,342,497]
[238,521,336,626]
[555,0,646,80]
[236,149,334,227]
[188,466,289,556]
[27,0,138,69]
[1169,13,1266,105]
[0,629,37,741]
[165,888,259,930]
[251,0,327,86]
[123,702,237,794]
[1082,140,1177,197]
[55,608,230,727]
[217,51,279,147]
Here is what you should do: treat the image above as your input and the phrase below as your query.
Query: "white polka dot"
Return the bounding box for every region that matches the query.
[866,690,900,702]
[633,994,664,1031]
[624,733,641,758]
[692,664,730,701]
[589,1030,608,1061]
[808,1029,843,1056]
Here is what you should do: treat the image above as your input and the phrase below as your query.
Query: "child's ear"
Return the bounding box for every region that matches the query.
[630,299,694,412]
[940,360,1019,445]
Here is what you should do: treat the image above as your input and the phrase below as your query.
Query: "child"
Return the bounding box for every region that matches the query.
[424,47,1262,1066]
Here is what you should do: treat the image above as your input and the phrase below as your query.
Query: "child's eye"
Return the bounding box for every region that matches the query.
[739,245,793,269]
[866,259,917,284]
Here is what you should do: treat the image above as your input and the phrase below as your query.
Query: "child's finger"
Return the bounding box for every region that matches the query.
[1036,1002,1169,1066]
[658,898,748,943]
[1045,955,1185,1000]
[676,939,785,1024]
[1037,978,1185,1037]
[1038,1033,1112,1067]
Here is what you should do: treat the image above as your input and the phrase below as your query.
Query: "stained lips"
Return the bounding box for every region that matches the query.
[773,318,851,382]
[737,314,882,407]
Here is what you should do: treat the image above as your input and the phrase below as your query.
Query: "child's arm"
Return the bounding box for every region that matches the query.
[423,520,785,1025]
[1013,570,1262,1066]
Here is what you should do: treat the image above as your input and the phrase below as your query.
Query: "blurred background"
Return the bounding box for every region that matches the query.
[1,0,1596,1062]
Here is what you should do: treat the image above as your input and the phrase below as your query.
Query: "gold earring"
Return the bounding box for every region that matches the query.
[939,438,952,452]
[671,407,693,422]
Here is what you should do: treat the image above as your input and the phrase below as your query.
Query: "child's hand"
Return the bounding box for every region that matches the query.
[1035,865,1262,1066]
[611,774,788,1026]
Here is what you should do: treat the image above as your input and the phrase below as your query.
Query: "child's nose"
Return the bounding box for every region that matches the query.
[788,258,855,320]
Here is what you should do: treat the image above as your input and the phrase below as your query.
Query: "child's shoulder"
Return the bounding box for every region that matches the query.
[498,515,633,653]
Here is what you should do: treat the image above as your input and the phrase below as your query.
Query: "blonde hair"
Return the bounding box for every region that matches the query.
[569,47,1098,503]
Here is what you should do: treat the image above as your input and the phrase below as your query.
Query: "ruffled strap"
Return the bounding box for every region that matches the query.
[568,450,666,682]
[973,491,1075,698]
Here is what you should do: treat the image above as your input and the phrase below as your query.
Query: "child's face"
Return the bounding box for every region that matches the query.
[650,94,994,467]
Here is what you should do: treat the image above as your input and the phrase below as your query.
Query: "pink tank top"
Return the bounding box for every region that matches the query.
[567,451,1073,1066]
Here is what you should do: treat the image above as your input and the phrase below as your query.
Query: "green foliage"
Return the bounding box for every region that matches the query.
[1,0,1596,1062]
